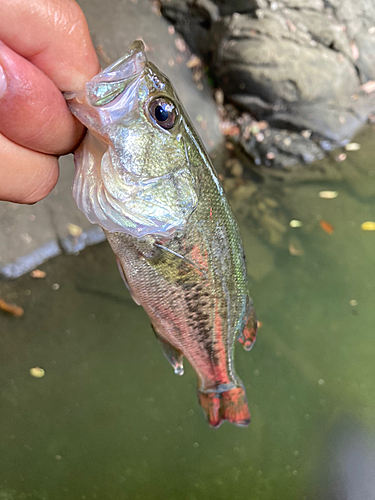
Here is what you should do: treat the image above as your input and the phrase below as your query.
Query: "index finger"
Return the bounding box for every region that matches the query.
[0,0,100,91]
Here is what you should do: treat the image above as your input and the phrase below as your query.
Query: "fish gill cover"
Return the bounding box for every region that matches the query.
[65,41,198,238]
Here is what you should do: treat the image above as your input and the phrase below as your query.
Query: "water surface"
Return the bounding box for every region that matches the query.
[1,127,375,500]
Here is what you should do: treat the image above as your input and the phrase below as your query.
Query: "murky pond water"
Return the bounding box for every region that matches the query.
[1,126,375,500]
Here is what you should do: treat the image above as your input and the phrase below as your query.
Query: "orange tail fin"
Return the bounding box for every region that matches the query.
[198,387,250,428]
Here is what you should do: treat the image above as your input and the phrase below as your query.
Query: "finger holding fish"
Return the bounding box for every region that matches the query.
[0,0,100,203]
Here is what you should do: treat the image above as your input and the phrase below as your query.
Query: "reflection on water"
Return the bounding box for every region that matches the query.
[1,126,375,500]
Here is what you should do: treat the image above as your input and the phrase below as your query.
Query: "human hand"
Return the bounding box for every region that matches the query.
[0,0,100,203]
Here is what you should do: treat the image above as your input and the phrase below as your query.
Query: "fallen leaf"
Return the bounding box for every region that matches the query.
[30,269,46,279]
[319,190,339,199]
[319,220,334,234]
[345,142,361,151]
[67,223,82,237]
[30,367,45,378]
[0,299,24,317]
[175,38,186,52]
[361,221,375,231]
[219,121,240,136]
[361,80,375,94]
[186,55,201,69]
[289,219,302,228]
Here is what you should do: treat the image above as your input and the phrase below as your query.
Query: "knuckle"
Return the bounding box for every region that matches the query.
[49,0,87,34]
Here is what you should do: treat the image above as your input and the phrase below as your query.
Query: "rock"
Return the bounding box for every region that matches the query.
[161,0,375,166]
[0,200,61,280]
[240,124,325,168]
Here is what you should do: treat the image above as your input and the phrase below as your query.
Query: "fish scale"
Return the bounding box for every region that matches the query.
[66,40,257,427]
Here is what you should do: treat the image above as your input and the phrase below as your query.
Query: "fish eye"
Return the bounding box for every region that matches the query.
[149,97,176,130]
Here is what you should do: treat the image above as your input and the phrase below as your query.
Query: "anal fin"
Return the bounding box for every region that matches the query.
[152,325,184,376]
[238,307,258,351]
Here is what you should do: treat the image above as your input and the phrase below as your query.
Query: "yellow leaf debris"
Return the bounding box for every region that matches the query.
[361,221,375,231]
[319,191,338,199]
[30,367,45,378]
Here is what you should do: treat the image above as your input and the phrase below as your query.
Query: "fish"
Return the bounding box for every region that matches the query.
[65,41,257,428]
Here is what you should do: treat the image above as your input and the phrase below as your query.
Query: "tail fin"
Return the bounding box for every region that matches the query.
[198,387,250,428]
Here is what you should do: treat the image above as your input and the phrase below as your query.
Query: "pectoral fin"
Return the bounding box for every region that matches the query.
[152,325,184,376]
[155,243,207,279]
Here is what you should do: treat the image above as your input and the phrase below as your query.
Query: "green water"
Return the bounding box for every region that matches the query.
[1,127,375,500]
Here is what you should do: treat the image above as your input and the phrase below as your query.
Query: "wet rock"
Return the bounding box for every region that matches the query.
[240,124,325,168]
[0,201,61,280]
[161,0,375,166]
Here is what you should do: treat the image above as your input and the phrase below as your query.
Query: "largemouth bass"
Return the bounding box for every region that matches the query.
[65,41,257,428]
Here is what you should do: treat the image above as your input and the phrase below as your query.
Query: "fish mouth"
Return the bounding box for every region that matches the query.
[64,40,147,106]
[101,40,146,77]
